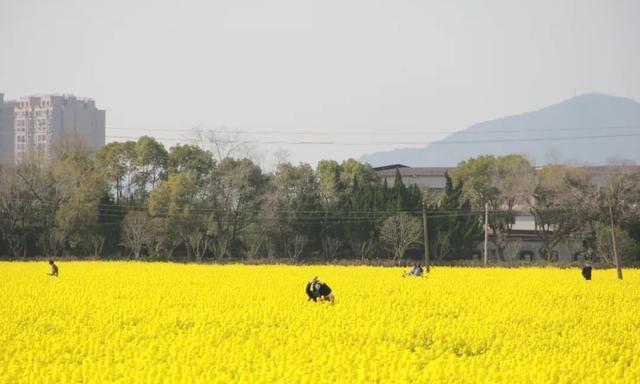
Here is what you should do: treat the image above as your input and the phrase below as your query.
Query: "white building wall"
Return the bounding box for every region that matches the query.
[383,175,448,189]
[512,214,535,231]
[477,236,581,262]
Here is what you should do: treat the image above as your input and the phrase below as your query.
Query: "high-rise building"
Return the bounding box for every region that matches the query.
[0,94,17,166]
[13,94,105,164]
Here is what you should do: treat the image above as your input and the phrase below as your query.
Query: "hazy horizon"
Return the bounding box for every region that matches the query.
[1,0,639,166]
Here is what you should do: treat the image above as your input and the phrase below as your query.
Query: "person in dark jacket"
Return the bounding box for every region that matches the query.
[306,276,335,303]
[48,259,59,277]
[581,260,592,280]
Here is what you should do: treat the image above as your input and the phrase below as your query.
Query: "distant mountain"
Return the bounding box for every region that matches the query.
[360,94,640,167]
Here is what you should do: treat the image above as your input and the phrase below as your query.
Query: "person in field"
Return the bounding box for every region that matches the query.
[581,260,592,280]
[48,259,59,277]
[402,264,424,277]
[306,276,335,303]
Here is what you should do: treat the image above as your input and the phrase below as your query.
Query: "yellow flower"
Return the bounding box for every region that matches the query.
[0,262,638,383]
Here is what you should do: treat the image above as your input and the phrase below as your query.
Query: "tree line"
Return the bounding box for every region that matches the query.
[1,137,639,263]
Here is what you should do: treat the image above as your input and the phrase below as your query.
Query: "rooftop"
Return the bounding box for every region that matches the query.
[375,166,455,177]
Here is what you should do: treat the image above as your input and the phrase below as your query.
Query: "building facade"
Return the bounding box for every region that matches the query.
[13,94,105,164]
[0,94,17,165]
[374,164,455,191]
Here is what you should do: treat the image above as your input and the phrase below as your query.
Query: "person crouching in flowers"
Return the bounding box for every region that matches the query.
[48,259,58,277]
[402,264,424,277]
[306,276,335,303]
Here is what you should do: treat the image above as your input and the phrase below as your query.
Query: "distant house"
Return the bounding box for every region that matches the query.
[580,165,640,188]
[373,165,454,191]
[373,164,635,263]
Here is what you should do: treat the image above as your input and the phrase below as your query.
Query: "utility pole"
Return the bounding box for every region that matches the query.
[483,202,489,265]
[422,200,430,273]
[609,200,623,280]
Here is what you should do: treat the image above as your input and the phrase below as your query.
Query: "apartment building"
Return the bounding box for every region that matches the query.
[13,94,105,164]
[0,93,17,165]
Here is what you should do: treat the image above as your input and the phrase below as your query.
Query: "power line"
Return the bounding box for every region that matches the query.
[0,212,517,225]
[104,132,640,146]
[105,124,640,136]
[1,193,597,214]
[1,197,581,221]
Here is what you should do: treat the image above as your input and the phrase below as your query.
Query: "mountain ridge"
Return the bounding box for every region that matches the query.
[360,94,640,167]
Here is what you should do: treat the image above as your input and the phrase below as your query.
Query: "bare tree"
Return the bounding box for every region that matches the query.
[0,167,31,257]
[350,239,375,261]
[431,230,452,261]
[602,162,640,222]
[503,239,523,261]
[48,229,66,257]
[211,233,231,259]
[600,162,640,276]
[267,148,290,173]
[380,213,422,261]
[286,234,307,260]
[148,219,182,260]
[121,211,154,258]
[321,237,342,259]
[245,235,264,260]
[192,126,255,162]
[88,233,105,257]
[13,158,62,256]
[528,165,596,261]
[490,155,536,260]
[242,223,265,260]
[185,231,211,262]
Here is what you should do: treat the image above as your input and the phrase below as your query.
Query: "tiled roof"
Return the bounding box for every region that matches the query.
[375,166,455,177]
[372,164,409,171]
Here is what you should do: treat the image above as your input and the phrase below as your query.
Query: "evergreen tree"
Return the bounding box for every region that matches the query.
[429,173,483,260]
[344,175,377,259]
[390,169,409,211]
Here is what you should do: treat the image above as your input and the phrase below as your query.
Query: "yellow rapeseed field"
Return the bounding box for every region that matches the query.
[0,262,638,383]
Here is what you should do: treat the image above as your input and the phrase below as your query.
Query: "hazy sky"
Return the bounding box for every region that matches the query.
[1,0,639,167]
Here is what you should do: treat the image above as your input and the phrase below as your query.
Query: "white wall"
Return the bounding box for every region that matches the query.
[383,174,448,189]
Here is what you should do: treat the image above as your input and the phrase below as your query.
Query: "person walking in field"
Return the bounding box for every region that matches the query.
[306,276,335,303]
[581,260,592,281]
[48,259,59,277]
[402,264,424,277]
